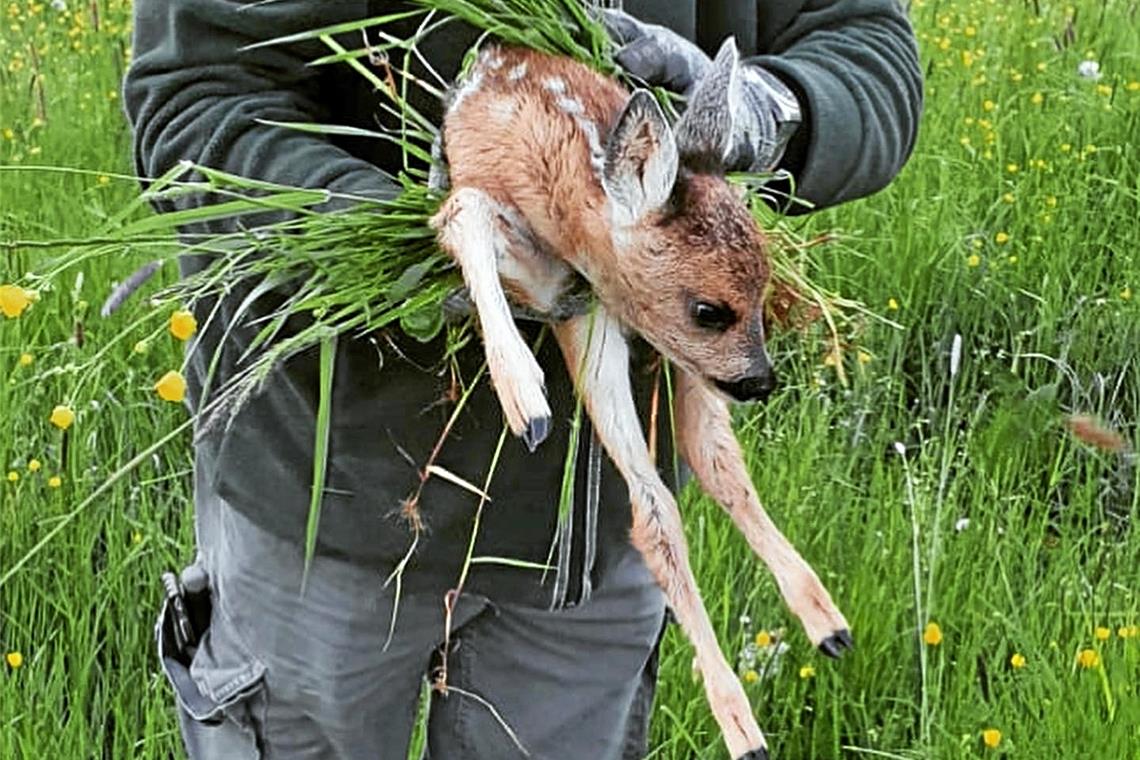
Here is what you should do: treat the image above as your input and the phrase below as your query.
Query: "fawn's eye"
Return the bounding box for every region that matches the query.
[690,300,737,332]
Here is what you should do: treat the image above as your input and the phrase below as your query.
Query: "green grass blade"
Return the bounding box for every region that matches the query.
[301,334,338,593]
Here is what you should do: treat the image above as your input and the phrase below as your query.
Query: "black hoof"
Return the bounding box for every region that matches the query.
[735,748,769,760]
[818,628,854,659]
[522,416,551,452]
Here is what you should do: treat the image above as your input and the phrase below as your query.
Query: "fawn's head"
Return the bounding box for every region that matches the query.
[600,39,776,402]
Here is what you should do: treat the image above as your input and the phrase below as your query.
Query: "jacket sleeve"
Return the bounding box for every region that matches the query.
[123,0,400,228]
[750,0,923,212]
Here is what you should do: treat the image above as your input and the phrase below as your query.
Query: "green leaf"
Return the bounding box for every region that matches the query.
[400,303,445,342]
[388,260,436,300]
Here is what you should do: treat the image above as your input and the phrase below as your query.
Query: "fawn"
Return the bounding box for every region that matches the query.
[431,39,851,760]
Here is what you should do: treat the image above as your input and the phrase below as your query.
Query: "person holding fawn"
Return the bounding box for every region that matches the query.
[125,1,921,758]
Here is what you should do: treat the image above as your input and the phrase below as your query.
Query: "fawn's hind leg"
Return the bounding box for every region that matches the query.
[674,369,852,657]
[431,187,552,450]
[552,308,768,760]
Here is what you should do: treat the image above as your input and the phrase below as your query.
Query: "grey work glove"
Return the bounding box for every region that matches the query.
[601,9,802,173]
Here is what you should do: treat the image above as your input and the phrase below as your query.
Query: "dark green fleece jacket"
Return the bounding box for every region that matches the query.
[124,0,921,607]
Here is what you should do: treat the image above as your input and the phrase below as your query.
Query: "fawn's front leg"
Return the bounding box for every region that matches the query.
[673,369,852,657]
[553,308,768,760]
[431,187,552,450]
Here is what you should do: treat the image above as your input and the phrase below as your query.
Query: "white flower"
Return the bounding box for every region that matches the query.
[1077,60,1101,80]
[954,517,970,532]
[893,441,906,457]
[949,334,962,378]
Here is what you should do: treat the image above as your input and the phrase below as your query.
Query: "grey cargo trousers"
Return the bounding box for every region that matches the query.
[158,467,667,760]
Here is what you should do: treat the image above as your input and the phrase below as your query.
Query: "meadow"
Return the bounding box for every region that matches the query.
[1,0,1138,758]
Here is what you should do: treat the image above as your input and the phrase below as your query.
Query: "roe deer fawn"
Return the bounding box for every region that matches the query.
[431,38,851,759]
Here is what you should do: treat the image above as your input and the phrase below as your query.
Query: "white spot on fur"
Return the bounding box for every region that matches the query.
[557,96,584,115]
[547,93,605,184]
[488,97,517,123]
[448,69,484,115]
[508,63,528,81]
[575,116,606,180]
[480,48,504,70]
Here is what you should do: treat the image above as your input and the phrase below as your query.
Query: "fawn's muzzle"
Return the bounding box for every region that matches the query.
[715,369,778,403]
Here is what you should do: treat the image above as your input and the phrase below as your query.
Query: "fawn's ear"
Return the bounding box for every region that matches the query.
[674,37,740,172]
[603,89,679,225]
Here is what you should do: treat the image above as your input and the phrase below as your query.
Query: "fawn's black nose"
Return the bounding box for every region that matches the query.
[715,370,778,402]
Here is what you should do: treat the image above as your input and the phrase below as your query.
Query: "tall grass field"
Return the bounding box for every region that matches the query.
[2,0,1138,757]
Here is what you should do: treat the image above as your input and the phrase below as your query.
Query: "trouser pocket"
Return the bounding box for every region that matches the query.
[156,565,267,759]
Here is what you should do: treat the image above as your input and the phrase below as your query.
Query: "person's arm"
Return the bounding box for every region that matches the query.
[605,0,922,212]
[750,0,923,211]
[123,0,401,229]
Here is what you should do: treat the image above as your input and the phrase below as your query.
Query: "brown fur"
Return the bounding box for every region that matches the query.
[432,44,847,759]
[442,47,772,384]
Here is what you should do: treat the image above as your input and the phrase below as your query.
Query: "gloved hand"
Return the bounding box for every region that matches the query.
[601,9,803,173]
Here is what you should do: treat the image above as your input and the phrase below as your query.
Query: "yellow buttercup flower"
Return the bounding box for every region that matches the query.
[754,631,772,648]
[1121,287,1132,301]
[743,669,759,684]
[967,254,981,268]
[155,370,187,403]
[19,352,33,366]
[923,622,943,646]
[1076,649,1100,669]
[982,729,1002,749]
[1095,627,1111,641]
[1030,92,1043,105]
[6,471,18,483]
[1005,163,1019,174]
[5,651,23,669]
[1118,625,1137,638]
[995,232,1010,245]
[50,405,75,430]
[887,298,900,311]
[1001,192,1015,204]
[799,665,815,679]
[169,309,198,341]
[0,283,32,318]
[27,459,41,473]
[1010,652,1026,669]
[48,475,62,488]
